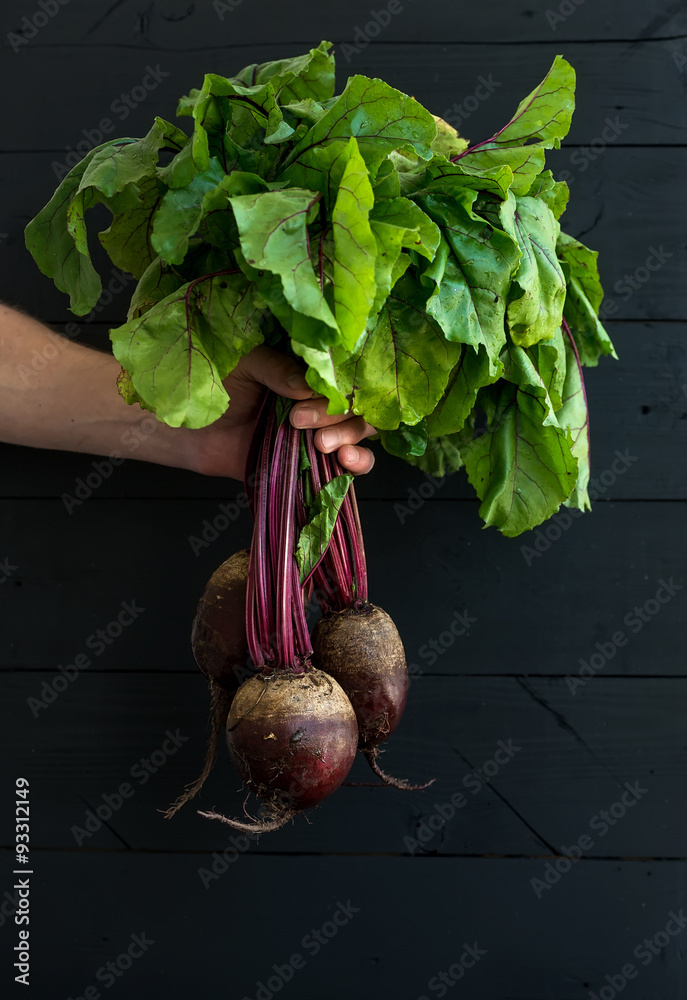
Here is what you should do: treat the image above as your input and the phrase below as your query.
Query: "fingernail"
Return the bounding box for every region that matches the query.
[320,429,341,450]
[287,370,310,392]
[293,407,319,428]
[343,445,359,464]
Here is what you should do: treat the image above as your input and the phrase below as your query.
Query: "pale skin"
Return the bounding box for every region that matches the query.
[0,304,376,480]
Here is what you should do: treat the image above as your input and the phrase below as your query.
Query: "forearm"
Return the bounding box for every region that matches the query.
[0,305,188,468]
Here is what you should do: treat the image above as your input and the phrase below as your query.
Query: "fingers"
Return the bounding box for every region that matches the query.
[234,345,314,400]
[337,444,376,475]
[290,395,362,430]
[312,415,376,454]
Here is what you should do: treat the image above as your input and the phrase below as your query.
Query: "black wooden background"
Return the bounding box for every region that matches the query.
[1,2,686,998]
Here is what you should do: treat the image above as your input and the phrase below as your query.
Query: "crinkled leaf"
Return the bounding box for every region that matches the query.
[25,139,129,315]
[527,169,569,220]
[559,329,591,511]
[126,257,185,320]
[79,118,187,200]
[231,40,335,104]
[331,138,377,349]
[463,340,577,535]
[296,473,354,585]
[417,191,520,372]
[110,272,263,428]
[427,345,501,436]
[230,188,339,343]
[526,324,567,411]
[431,116,469,159]
[290,340,349,413]
[458,56,575,194]
[99,175,164,279]
[499,194,567,347]
[151,158,226,265]
[335,272,461,429]
[557,232,617,366]
[379,420,428,460]
[406,431,467,478]
[286,75,437,186]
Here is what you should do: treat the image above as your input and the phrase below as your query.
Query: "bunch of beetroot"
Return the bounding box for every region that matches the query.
[166,393,430,832]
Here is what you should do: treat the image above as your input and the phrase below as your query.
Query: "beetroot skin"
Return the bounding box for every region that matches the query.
[226,668,358,811]
[191,549,251,694]
[311,603,408,749]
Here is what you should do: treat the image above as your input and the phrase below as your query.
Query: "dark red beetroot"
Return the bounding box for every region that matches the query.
[312,602,432,791]
[191,548,252,695]
[164,549,252,819]
[198,667,358,832]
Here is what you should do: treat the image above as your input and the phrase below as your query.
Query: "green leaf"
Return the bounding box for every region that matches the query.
[526,324,567,411]
[463,340,578,536]
[290,340,349,413]
[373,158,402,200]
[231,40,335,104]
[99,175,164,279]
[379,420,428,459]
[417,191,521,372]
[286,74,437,183]
[330,138,377,349]
[427,345,501,436]
[24,139,129,315]
[527,169,569,220]
[500,194,567,347]
[79,118,187,200]
[558,331,591,511]
[371,197,440,261]
[406,432,466,477]
[110,272,263,428]
[126,256,185,320]
[458,56,576,194]
[431,116,469,159]
[230,188,339,342]
[151,158,226,265]
[296,473,354,584]
[557,232,617,366]
[335,272,461,429]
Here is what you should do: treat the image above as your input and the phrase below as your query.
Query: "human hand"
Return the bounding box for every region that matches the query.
[177,346,376,481]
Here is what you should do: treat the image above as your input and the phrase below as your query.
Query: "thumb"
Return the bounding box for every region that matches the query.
[233,345,315,400]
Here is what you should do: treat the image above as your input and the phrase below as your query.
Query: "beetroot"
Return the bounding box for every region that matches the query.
[164,549,252,819]
[191,548,251,695]
[199,668,358,831]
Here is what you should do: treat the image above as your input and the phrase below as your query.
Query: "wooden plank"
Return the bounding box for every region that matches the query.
[1,500,684,677]
[0,320,683,501]
[0,850,685,999]
[1,671,686,857]
[1,41,686,152]
[2,0,686,46]
[4,146,685,326]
